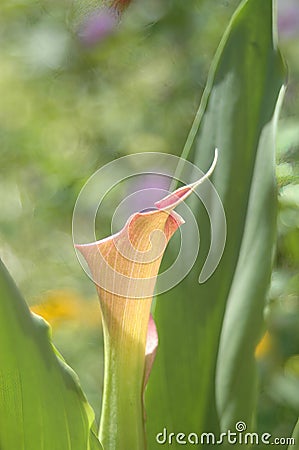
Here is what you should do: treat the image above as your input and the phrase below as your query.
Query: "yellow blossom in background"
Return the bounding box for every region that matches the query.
[255,331,273,360]
[31,289,101,328]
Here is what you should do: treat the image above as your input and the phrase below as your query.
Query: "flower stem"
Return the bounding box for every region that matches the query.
[98,297,151,450]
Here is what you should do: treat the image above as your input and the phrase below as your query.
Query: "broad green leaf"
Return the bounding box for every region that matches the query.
[215,87,285,432]
[0,259,103,450]
[146,0,286,447]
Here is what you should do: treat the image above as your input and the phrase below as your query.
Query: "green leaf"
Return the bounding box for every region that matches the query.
[288,419,299,450]
[146,0,286,446]
[0,259,103,450]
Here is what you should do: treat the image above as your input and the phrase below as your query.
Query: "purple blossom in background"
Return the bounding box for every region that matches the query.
[110,173,172,233]
[278,0,299,39]
[78,8,118,46]
[128,174,171,213]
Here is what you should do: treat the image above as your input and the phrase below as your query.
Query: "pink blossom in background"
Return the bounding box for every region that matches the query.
[78,0,134,46]
[278,0,299,39]
[127,173,171,214]
[78,8,118,46]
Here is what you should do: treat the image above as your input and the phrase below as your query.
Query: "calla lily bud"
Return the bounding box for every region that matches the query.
[77,150,218,450]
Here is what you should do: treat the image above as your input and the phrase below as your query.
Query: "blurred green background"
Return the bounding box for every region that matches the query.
[0,0,298,443]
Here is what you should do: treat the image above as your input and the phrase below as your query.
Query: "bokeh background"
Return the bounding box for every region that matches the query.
[0,0,298,443]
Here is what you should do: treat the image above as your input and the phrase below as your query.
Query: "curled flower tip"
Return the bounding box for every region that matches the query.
[155,148,219,211]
